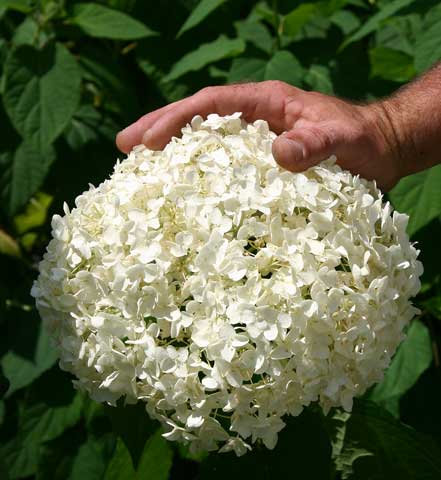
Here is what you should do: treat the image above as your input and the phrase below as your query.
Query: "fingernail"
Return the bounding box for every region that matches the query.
[142,130,152,146]
[273,137,304,168]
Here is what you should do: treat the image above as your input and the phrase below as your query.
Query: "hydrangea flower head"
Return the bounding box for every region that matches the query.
[32,113,422,455]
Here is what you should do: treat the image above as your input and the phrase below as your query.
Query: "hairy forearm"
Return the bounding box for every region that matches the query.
[375,64,441,178]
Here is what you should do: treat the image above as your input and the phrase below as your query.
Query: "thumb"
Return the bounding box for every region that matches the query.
[272,126,338,172]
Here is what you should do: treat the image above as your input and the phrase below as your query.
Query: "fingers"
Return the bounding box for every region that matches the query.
[272,125,340,172]
[116,81,293,153]
[141,83,277,151]
[116,99,185,153]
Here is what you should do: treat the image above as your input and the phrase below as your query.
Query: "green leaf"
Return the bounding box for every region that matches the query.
[342,0,417,48]
[369,46,415,82]
[104,401,157,469]
[164,35,245,82]
[375,14,422,56]
[65,105,118,150]
[0,390,83,478]
[389,164,441,237]
[1,308,57,397]
[13,191,53,235]
[177,0,225,37]
[415,16,441,73]
[0,229,20,258]
[369,320,432,416]
[69,434,116,480]
[283,3,317,38]
[235,20,273,54]
[305,64,334,94]
[12,16,47,47]
[330,9,361,35]
[71,3,157,40]
[334,401,441,479]
[104,431,173,480]
[0,0,32,13]
[264,50,304,86]
[3,42,81,147]
[9,140,55,216]
[227,57,266,83]
[200,408,331,479]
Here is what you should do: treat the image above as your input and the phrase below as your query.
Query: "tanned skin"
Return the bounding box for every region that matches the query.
[116,66,441,191]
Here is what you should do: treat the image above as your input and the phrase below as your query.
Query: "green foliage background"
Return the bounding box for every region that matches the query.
[1,0,441,478]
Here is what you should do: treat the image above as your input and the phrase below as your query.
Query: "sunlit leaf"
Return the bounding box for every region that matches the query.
[369,46,415,82]
[71,3,157,40]
[177,0,225,38]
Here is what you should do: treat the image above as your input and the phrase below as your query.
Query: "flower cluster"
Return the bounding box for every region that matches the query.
[32,113,422,456]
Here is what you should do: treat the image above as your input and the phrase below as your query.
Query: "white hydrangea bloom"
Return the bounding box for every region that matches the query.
[32,113,422,456]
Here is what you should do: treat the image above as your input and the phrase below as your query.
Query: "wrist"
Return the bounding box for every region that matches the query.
[360,99,412,184]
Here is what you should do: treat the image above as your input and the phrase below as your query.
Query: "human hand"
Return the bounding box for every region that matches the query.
[116,81,401,191]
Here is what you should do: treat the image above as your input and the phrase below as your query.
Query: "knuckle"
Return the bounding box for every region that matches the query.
[264,79,289,93]
[198,86,217,97]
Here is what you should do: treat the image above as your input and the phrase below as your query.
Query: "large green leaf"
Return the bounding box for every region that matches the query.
[3,42,81,148]
[1,307,57,397]
[9,140,55,216]
[264,50,304,86]
[342,0,417,48]
[389,164,441,237]
[334,401,441,479]
[177,0,225,38]
[0,384,83,479]
[164,35,245,82]
[415,16,441,73]
[369,319,432,416]
[200,408,331,479]
[104,401,157,468]
[369,46,415,82]
[104,431,173,480]
[71,3,157,40]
